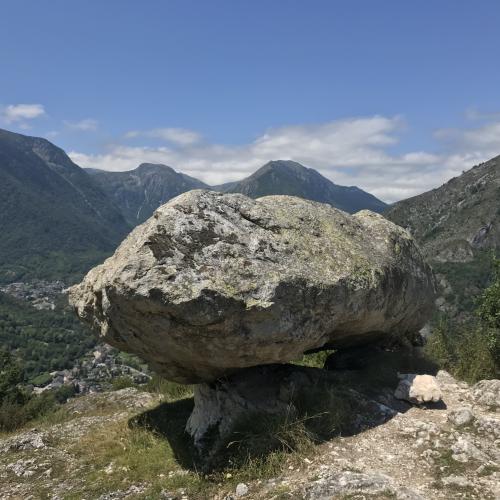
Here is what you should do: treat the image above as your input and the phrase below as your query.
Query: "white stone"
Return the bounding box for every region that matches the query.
[394,374,442,404]
[235,483,249,497]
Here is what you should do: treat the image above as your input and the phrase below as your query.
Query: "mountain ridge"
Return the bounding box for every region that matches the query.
[217,160,388,214]
[0,128,130,283]
[385,154,500,314]
[86,162,208,226]
[87,159,388,226]
[0,127,389,283]
[386,155,500,261]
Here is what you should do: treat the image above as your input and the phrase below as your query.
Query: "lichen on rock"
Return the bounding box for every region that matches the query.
[69,190,436,385]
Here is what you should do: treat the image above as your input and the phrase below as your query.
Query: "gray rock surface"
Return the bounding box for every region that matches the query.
[1,369,499,499]
[447,407,475,427]
[303,469,424,499]
[472,379,500,408]
[69,190,435,384]
[0,430,46,453]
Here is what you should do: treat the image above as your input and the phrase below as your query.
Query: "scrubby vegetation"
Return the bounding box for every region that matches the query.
[0,348,76,432]
[432,250,495,313]
[217,383,354,471]
[294,349,334,368]
[425,256,500,383]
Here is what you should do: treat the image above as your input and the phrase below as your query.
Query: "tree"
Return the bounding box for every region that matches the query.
[0,348,25,404]
[477,257,500,329]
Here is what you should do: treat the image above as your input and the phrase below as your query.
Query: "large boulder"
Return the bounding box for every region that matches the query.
[69,190,435,384]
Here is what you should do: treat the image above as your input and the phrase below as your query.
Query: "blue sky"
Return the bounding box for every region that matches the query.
[1,1,500,201]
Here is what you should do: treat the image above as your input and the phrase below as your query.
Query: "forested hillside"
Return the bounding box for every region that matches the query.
[0,292,95,380]
[0,128,130,284]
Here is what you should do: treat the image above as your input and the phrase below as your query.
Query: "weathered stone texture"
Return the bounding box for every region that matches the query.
[70,190,435,383]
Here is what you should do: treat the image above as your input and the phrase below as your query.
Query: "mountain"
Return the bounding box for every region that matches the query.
[86,163,208,226]
[87,160,388,227]
[386,155,500,314]
[217,160,388,214]
[0,129,388,285]
[0,128,130,283]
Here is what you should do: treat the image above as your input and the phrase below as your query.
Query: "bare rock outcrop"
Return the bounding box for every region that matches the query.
[69,190,435,385]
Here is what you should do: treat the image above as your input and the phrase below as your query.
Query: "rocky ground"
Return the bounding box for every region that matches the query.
[0,371,498,499]
[266,372,499,500]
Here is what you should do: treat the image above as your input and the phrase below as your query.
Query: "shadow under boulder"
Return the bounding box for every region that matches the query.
[132,361,419,471]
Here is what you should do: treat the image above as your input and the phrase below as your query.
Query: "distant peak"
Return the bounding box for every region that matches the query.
[136,163,175,173]
[263,160,307,170]
[253,160,311,177]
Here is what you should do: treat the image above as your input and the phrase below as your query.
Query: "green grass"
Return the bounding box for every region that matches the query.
[144,374,193,401]
[61,395,292,498]
[111,376,137,391]
[425,255,499,383]
[30,372,53,387]
[433,449,468,479]
[294,349,334,368]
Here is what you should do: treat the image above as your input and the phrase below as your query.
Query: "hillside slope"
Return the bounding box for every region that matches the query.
[386,155,500,261]
[218,160,388,214]
[0,128,130,283]
[86,163,208,226]
[386,155,500,313]
[1,373,498,499]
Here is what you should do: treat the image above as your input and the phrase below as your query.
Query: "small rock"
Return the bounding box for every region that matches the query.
[472,379,500,408]
[159,491,175,500]
[303,470,424,499]
[0,429,47,453]
[442,475,470,488]
[451,437,489,463]
[235,483,249,497]
[474,415,500,437]
[447,407,474,427]
[394,374,442,404]
[6,459,37,477]
[104,463,114,475]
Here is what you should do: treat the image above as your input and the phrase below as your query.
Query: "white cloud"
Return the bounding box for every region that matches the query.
[435,121,500,155]
[2,104,45,123]
[125,127,202,146]
[464,107,500,122]
[69,115,500,203]
[64,118,99,131]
